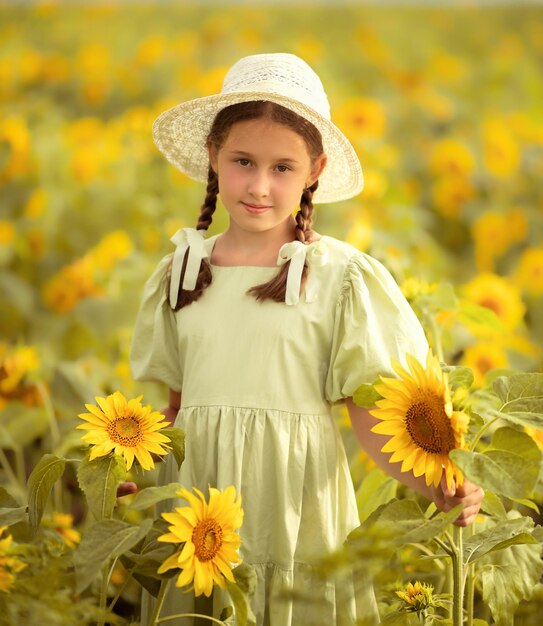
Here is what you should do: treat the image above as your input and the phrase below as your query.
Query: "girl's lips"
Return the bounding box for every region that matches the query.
[242,202,271,213]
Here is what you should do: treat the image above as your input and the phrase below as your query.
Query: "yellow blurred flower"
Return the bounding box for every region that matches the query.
[415,86,455,123]
[24,189,47,219]
[512,247,543,297]
[428,51,468,85]
[525,427,543,451]
[0,221,15,246]
[78,391,171,471]
[295,36,324,63]
[0,526,26,593]
[429,139,476,177]
[158,486,243,597]
[483,118,520,177]
[459,342,509,388]
[507,207,528,244]
[0,344,39,396]
[432,174,476,219]
[361,168,388,201]
[0,116,33,181]
[27,229,46,259]
[462,273,525,331]
[197,65,229,97]
[75,42,111,78]
[43,513,80,549]
[400,277,438,301]
[471,210,511,272]
[42,255,103,314]
[335,98,387,139]
[135,35,168,66]
[92,230,133,271]
[346,218,372,252]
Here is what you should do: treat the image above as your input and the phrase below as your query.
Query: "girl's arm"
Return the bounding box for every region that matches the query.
[162,388,181,426]
[345,398,484,527]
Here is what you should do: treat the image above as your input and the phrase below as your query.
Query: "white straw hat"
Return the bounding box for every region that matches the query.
[152,53,364,204]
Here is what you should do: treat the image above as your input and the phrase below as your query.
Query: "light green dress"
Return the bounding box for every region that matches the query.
[130,234,428,626]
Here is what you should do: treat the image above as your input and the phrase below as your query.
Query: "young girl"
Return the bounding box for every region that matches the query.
[130,53,483,626]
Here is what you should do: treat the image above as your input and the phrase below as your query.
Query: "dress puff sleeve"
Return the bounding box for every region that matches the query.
[325,252,429,403]
[129,255,183,392]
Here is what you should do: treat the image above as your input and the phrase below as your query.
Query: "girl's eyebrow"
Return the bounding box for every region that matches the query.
[228,150,300,164]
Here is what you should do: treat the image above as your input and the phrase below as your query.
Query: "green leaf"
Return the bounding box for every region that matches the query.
[0,506,28,526]
[74,518,152,593]
[161,427,185,469]
[443,365,474,390]
[352,382,382,408]
[0,486,20,508]
[479,533,543,626]
[128,482,183,511]
[451,440,539,499]
[493,373,543,413]
[480,490,507,519]
[463,517,538,564]
[27,454,66,533]
[356,468,397,523]
[0,405,50,449]
[226,562,257,626]
[77,454,126,521]
[457,301,504,333]
[366,498,463,544]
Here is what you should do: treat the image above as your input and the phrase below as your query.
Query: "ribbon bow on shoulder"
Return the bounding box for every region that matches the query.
[169,228,208,307]
[277,239,329,306]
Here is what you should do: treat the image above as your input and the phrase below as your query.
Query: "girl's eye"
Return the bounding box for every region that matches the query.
[237,159,250,167]
[276,164,290,173]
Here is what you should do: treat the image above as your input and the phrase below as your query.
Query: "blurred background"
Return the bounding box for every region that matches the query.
[1,1,543,623]
[1,0,542,450]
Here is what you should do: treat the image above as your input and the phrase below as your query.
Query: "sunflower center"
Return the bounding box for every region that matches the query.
[107,416,143,446]
[192,518,223,562]
[405,391,456,454]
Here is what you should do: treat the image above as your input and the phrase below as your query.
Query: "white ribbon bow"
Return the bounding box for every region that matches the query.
[169,228,208,307]
[277,239,329,305]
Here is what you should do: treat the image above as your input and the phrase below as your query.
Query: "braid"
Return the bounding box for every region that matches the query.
[248,181,319,303]
[168,168,218,310]
[294,180,318,244]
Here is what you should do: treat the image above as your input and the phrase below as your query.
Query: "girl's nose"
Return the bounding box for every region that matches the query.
[248,170,270,197]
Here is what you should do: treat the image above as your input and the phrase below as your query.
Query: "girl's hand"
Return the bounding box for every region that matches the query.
[431,473,484,527]
[116,481,138,498]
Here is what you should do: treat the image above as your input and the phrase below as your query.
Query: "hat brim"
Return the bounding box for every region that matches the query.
[152,91,364,204]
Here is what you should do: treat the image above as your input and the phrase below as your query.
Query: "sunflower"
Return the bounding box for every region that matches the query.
[396,581,435,613]
[157,486,243,598]
[77,391,171,470]
[0,526,26,593]
[371,351,469,489]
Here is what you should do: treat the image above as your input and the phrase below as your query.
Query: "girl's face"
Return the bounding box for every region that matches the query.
[209,117,326,238]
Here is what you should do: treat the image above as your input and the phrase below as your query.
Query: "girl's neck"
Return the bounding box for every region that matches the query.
[212,219,297,267]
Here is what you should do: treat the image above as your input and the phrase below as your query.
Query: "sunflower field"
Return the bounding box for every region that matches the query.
[1,1,543,625]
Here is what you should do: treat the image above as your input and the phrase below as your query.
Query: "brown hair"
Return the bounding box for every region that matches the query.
[169,101,324,310]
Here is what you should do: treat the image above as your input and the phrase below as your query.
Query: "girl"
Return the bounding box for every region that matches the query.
[130,53,483,626]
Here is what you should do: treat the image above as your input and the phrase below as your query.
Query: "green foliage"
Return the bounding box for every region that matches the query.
[161,427,185,470]
[27,454,66,533]
[127,482,183,511]
[490,373,543,428]
[74,518,153,593]
[356,467,398,523]
[353,382,382,408]
[225,562,257,626]
[77,454,126,521]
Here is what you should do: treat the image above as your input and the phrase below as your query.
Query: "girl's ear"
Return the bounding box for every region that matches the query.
[208,143,218,173]
[308,153,327,187]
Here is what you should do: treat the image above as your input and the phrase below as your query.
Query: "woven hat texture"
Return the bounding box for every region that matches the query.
[152,53,364,204]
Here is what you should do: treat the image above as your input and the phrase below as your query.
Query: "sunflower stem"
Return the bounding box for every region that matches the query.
[149,577,171,626]
[465,524,475,626]
[469,415,499,451]
[427,313,444,362]
[451,525,465,626]
[98,562,110,626]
